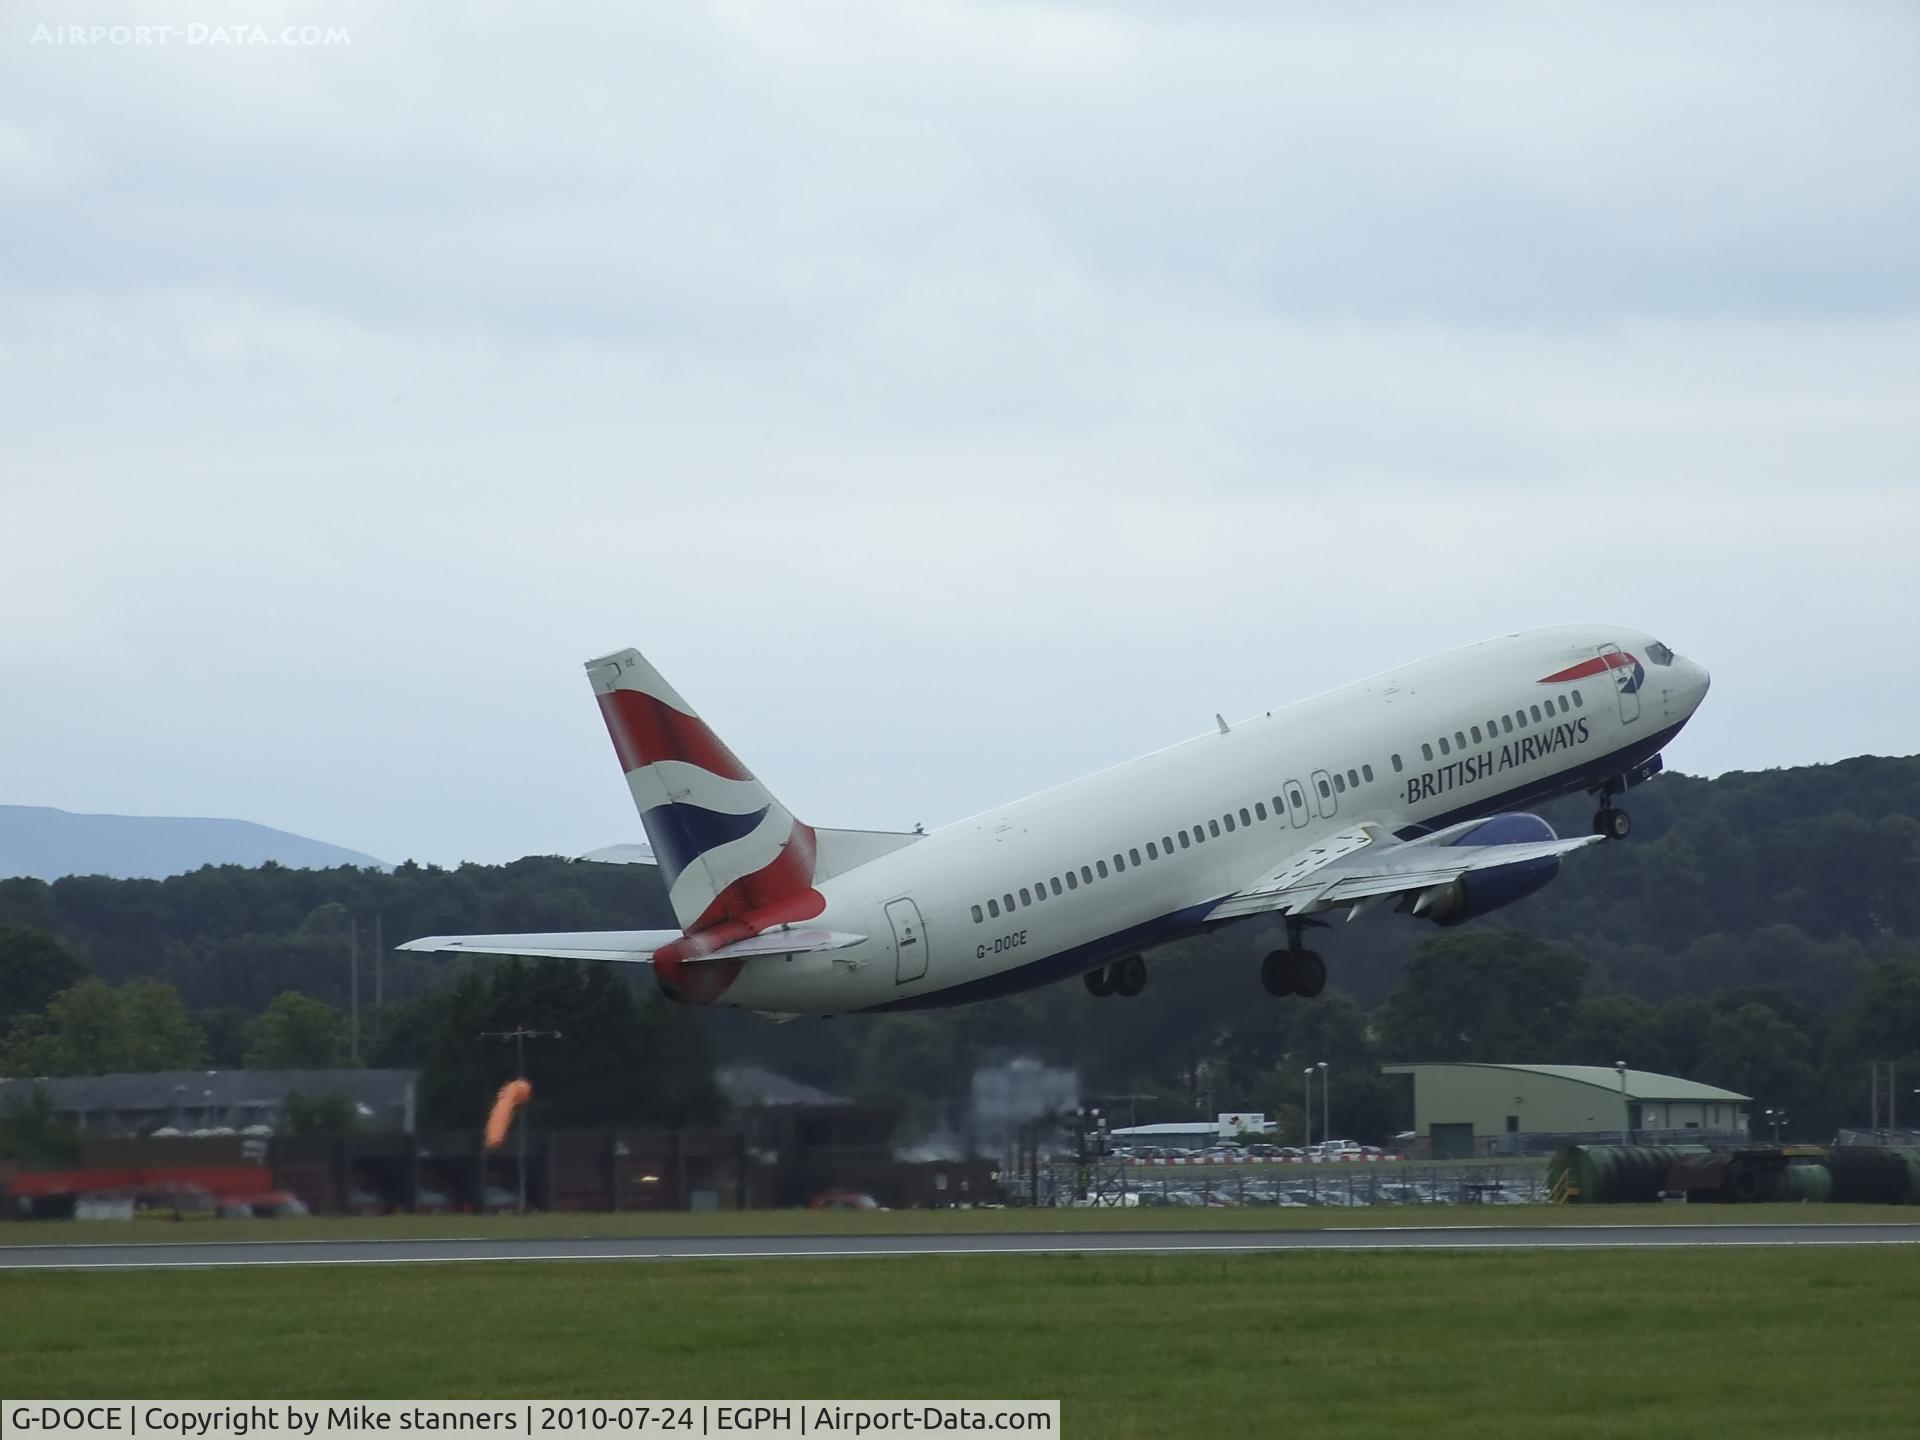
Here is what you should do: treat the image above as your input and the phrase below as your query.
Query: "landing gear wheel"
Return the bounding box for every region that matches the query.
[1083,967,1114,998]
[1593,807,1631,840]
[1293,950,1327,999]
[1111,955,1147,998]
[1261,950,1297,997]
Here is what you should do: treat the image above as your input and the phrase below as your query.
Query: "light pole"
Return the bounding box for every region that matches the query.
[1302,1067,1315,1149]
[1615,1060,1629,1145]
[1317,1061,1330,1146]
[480,1025,561,1214]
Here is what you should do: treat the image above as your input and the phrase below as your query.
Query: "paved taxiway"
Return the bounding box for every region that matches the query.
[4,1224,1918,1270]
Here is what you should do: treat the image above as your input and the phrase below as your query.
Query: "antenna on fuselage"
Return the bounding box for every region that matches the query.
[1215,713,1230,734]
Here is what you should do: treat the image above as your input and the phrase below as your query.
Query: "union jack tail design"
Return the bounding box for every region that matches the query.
[585,649,824,942]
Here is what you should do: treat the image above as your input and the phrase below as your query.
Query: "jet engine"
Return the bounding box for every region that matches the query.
[1400,812,1563,926]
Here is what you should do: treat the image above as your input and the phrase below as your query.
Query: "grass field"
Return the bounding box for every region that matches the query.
[6,1248,1920,1438]
[2,1201,1916,1244]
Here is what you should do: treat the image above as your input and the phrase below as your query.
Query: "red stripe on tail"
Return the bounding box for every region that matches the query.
[597,688,753,780]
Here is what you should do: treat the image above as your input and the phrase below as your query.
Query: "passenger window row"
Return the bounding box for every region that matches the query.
[969,755,1387,923]
[1414,690,1583,765]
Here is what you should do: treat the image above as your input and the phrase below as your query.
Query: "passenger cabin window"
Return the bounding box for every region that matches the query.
[1208,819,1221,838]
[1438,737,1450,755]
[1146,841,1159,860]
[1019,887,1031,906]
[1162,834,1174,852]
[1178,831,1191,849]
[1333,773,1346,793]
[1239,807,1252,826]
[1290,785,1306,809]
[1051,877,1063,896]
[1501,715,1513,734]
[1065,871,1078,890]
[1003,893,1015,912]
[1391,754,1403,772]
[1558,695,1571,713]
[1130,847,1143,866]
[1096,860,1109,879]
[1455,731,1467,749]
[1346,769,1359,787]
[1224,813,1236,833]
[987,899,1000,918]
[1362,764,1374,782]
[1515,709,1527,729]
[1471,725,1482,744]
[1034,882,1047,902]
[1317,777,1332,798]
[1530,704,1543,722]
[971,904,983,923]
[1572,689,1584,708]
[1081,865,1094,883]
[1422,743,1433,761]
[1112,853,1125,872]
[1255,802,1268,821]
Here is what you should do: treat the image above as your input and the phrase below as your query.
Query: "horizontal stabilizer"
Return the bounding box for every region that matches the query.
[397,927,866,965]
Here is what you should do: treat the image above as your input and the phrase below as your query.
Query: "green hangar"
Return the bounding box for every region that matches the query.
[1382,1063,1751,1159]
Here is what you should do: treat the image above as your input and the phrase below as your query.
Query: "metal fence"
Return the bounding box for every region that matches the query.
[1045,1159,1551,1208]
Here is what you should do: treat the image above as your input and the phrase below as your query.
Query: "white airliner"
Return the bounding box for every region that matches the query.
[403,627,1710,1016]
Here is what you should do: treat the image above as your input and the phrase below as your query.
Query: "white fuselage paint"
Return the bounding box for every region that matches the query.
[715,626,1710,1015]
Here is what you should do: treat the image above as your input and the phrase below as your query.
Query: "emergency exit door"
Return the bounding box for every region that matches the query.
[888,898,928,984]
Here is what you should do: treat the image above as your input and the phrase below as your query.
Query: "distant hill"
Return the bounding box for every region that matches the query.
[0,805,387,881]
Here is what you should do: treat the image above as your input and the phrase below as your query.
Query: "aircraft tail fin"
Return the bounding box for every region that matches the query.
[585,648,824,935]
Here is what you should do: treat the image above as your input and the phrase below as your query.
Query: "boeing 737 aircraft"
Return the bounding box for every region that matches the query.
[403,627,1710,1016]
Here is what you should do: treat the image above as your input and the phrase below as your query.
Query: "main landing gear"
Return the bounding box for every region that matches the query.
[1262,919,1327,999]
[1084,955,1147,998]
[1591,779,1632,840]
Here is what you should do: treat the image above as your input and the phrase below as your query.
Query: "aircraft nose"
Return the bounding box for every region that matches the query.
[1681,655,1711,708]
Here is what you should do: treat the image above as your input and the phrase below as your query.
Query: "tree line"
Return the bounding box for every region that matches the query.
[2,752,1917,1145]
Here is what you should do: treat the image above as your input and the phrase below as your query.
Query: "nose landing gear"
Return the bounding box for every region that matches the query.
[1083,955,1147,998]
[1590,778,1632,840]
[1592,806,1631,840]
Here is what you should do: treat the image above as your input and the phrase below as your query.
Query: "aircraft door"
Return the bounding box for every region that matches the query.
[1598,643,1642,725]
[1285,780,1310,828]
[888,897,929,984]
[1310,769,1337,819]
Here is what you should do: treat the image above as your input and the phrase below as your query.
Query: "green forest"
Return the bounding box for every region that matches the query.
[3,752,1919,1147]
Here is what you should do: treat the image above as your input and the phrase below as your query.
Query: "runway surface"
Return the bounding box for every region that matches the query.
[5,1223,1920,1270]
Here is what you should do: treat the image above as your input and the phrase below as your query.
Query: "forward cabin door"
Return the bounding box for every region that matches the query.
[1285,779,1310,828]
[888,898,929,984]
[1310,769,1337,819]
[1598,642,1642,726]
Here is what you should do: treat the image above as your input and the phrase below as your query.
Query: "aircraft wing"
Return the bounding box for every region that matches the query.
[1207,820,1603,923]
[396,927,867,964]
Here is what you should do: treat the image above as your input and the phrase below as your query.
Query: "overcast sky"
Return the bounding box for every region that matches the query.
[3,1,1917,867]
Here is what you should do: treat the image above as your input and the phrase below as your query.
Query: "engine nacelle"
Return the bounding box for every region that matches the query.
[1403,812,1562,926]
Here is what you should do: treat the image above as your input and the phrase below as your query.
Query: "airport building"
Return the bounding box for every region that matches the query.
[1382,1062,1751,1158]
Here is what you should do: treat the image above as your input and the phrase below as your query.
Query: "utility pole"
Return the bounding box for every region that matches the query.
[481,1026,561,1213]
[1302,1067,1314,1149]
[1317,1060,1330,1145]
[348,915,360,1064]
[1615,1060,1629,1145]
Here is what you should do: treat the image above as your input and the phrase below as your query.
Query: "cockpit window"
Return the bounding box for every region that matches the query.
[1646,641,1675,666]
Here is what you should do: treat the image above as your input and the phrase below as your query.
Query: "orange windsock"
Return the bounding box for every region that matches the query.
[485,1078,533,1149]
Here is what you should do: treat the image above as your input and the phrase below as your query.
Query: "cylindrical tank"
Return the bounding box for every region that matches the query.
[1781,1162,1833,1204]
[1559,1145,1710,1204]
